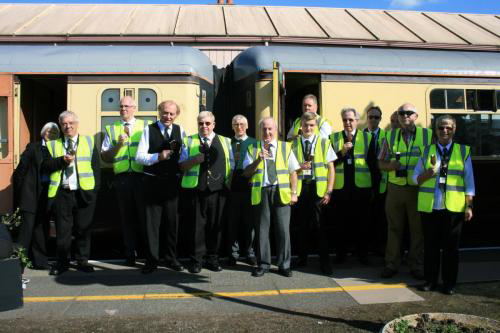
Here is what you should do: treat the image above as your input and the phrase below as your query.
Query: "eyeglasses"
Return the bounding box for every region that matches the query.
[398,111,415,117]
[368,116,381,120]
[438,126,454,131]
[120,105,135,108]
[198,121,212,126]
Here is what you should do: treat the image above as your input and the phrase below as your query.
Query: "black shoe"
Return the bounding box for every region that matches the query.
[49,265,69,276]
[252,267,269,277]
[227,257,237,266]
[381,267,398,278]
[189,262,202,274]
[77,264,95,273]
[165,261,184,272]
[442,286,455,295]
[320,263,334,277]
[278,268,293,277]
[124,257,136,267]
[293,256,307,268]
[418,282,438,292]
[410,269,425,280]
[246,256,257,266]
[141,264,157,274]
[206,260,223,272]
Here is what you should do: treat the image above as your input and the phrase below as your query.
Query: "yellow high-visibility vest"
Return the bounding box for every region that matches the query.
[292,137,330,197]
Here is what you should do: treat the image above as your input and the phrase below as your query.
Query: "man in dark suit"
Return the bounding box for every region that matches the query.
[14,122,59,269]
[42,111,100,275]
[179,111,234,274]
[136,100,186,274]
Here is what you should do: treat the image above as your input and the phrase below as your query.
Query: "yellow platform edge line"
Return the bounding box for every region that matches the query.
[23,283,409,303]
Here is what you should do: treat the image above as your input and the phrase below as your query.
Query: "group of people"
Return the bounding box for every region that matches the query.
[13,93,475,296]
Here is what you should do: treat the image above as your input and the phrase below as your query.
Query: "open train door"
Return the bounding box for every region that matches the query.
[0,75,15,214]
[272,61,286,140]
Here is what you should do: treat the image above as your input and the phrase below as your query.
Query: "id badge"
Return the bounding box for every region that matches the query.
[439,177,446,184]
[303,169,312,176]
[347,158,352,165]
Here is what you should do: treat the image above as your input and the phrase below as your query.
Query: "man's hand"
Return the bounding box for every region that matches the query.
[259,149,270,160]
[465,207,473,221]
[341,142,353,155]
[320,192,331,205]
[118,133,129,145]
[63,154,75,164]
[290,193,298,205]
[300,161,312,170]
[389,160,402,171]
[158,149,173,161]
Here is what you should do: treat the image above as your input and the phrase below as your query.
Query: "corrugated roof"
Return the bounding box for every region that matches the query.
[0,4,498,51]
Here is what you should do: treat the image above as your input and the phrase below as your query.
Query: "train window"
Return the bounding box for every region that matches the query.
[430,89,464,109]
[466,89,497,111]
[0,97,7,159]
[432,114,500,157]
[101,89,120,111]
[138,89,157,111]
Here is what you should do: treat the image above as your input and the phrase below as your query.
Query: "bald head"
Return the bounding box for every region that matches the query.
[260,117,277,142]
[397,102,418,129]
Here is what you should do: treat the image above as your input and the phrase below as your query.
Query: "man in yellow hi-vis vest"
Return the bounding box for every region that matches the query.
[42,111,100,276]
[414,115,475,295]
[378,103,432,280]
[179,111,234,274]
[286,94,332,141]
[101,96,148,267]
[243,117,300,277]
[292,112,336,276]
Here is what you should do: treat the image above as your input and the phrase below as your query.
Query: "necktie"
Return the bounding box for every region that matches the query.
[67,138,74,153]
[124,122,130,136]
[304,140,311,161]
[65,139,74,178]
[265,144,277,184]
[164,127,170,141]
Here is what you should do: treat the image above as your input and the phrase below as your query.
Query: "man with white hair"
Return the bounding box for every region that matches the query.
[243,117,300,277]
[286,94,332,141]
[179,111,234,274]
[14,122,59,270]
[42,111,100,275]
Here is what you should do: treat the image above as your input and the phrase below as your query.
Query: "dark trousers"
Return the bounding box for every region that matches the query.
[369,191,387,254]
[53,189,96,266]
[295,182,329,263]
[114,172,145,259]
[226,190,255,259]
[186,189,226,264]
[143,176,180,265]
[331,187,371,258]
[18,205,50,268]
[255,186,291,270]
[421,210,463,288]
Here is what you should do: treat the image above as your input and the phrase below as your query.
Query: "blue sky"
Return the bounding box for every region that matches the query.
[2,0,499,14]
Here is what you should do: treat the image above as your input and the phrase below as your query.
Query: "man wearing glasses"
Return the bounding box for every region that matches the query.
[136,100,186,274]
[378,103,432,279]
[102,96,151,268]
[179,111,234,274]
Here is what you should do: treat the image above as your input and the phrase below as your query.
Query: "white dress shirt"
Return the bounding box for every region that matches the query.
[136,121,186,166]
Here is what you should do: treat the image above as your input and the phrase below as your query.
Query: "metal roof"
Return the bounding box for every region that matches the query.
[232,46,500,81]
[0,44,214,80]
[0,4,498,51]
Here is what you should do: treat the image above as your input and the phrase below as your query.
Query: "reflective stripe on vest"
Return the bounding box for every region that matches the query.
[249,141,292,205]
[46,136,95,198]
[292,116,328,137]
[105,119,149,174]
[387,127,431,186]
[292,137,330,197]
[181,135,232,189]
[330,130,372,189]
[417,143,469,213]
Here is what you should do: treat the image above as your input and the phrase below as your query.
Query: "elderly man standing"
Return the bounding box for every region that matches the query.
[330,107,376,264]
[136,100,186,274]
[287,94,332,141]
[42,111,100,275]
[226,115,257,267]
[414,115,475,295]
[292,112,336,275]
[101,96,150,267]
[14,122,59,270]
[378,103,432,279]
[244,117,300,277]
[179,111,233,274]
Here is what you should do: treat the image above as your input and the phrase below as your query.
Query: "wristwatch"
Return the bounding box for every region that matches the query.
[291,190,297,195]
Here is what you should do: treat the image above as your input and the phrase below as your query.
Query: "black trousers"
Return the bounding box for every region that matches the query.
[186,189,226,264]
[53,189,96,266]
[143,175,180,265]
[114,172,145,259]
[368,191,387,254]
[331,187,371,258]
[226,190,255,259]
[18,201,50,268]
[421,209,463,288]
[294,182,330,263]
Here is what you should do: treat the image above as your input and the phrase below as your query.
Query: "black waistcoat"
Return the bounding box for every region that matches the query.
[198,135,226,192]
[143,122,181,177]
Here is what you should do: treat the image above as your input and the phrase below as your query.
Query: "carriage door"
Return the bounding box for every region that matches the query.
[272,61,286,140]
[0,75,14,214]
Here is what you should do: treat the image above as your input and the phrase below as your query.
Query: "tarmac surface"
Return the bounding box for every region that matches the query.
[1,249,500,332]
